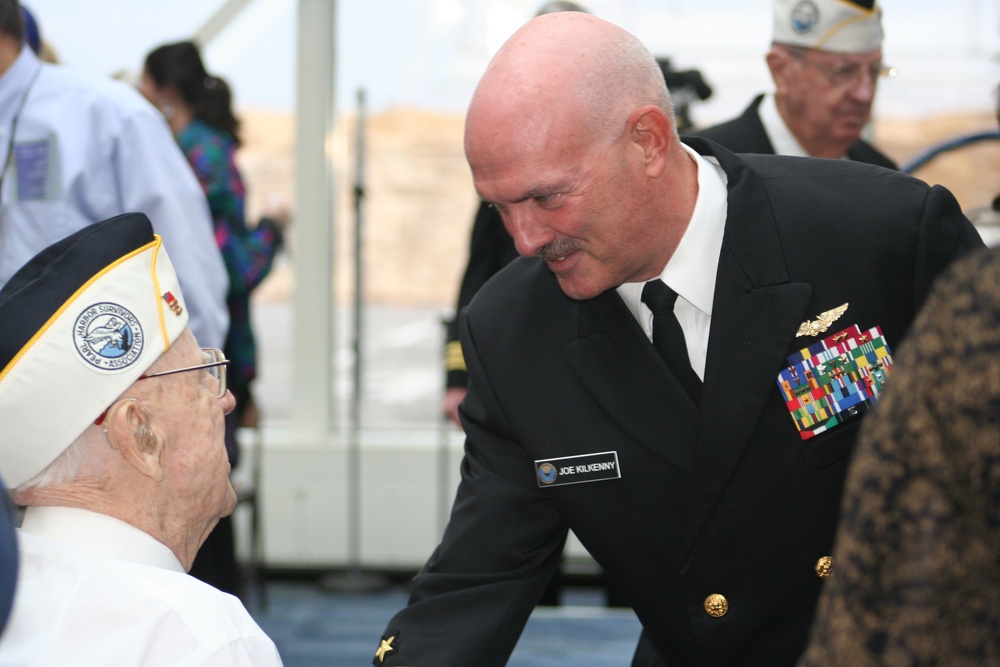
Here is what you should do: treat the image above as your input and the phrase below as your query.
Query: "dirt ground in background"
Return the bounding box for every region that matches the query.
[239,107,1000,307]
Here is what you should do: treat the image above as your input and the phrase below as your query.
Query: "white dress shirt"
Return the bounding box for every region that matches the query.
[0,47,228,349]
[616,142,728,379]
[757,93,814,159]
[0,506,282,667]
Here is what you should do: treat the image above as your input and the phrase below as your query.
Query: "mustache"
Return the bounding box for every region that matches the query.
[535,237,581,262]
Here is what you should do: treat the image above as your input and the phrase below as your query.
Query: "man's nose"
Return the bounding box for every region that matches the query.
[220,389,237,415]
[505,207,555,257]
[848,70,878,102]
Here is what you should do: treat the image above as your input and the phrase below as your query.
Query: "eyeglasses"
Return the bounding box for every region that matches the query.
[94,348,229,426]
[139,348,229,399]
[785,47,897,89]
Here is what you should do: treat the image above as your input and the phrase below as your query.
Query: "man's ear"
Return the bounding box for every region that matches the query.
[105,399,165,482]
[629,105,673,178]
[766,46,794,91]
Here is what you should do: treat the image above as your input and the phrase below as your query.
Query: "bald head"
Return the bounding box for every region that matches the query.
[466,13,672,163]
[463,14,698,300]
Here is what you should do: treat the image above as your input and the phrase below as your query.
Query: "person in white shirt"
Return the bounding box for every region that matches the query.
[0,212,282,666]
[0,0,228,349]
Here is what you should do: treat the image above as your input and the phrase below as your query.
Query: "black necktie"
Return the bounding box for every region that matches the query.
[641,280,702,403]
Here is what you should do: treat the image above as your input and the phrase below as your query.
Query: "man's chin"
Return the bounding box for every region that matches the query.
[221,485,238,517]
[554,275,605,301]
[834,118,871,141]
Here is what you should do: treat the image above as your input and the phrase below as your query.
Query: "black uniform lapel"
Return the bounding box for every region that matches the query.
[565,290,698,474]
[678,138,814,552]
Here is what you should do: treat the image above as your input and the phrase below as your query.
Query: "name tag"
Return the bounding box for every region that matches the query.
[535,451,621,488]
[15,140,50,201]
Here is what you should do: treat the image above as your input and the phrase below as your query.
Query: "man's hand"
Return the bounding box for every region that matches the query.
[442,387,467,428]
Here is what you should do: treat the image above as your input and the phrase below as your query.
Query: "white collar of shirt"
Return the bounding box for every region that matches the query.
[615,141,727,378]
[758,93,815,159]
[19,505,185,573]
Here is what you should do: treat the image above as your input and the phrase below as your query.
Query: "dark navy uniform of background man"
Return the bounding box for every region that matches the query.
[374,10,984,667]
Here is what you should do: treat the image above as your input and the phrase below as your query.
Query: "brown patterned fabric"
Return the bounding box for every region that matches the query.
[799,247,1000,667]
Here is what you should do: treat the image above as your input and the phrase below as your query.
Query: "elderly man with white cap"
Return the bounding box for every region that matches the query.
[695,0,896,168]
[0,213,282,666]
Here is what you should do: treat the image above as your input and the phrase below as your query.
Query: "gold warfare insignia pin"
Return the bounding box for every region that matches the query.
[375,635,396,663]
[795,302,848,338]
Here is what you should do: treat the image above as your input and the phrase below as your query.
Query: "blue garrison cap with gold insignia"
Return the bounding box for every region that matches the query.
[0,212,188,488]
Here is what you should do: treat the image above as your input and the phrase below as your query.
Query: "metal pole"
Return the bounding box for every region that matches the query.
[322,87,386,592]
[192,0,256,47]
[292,0,336,442]
[347,87,366,571]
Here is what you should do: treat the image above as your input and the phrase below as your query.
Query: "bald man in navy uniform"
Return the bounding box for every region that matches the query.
[373,11,983,667]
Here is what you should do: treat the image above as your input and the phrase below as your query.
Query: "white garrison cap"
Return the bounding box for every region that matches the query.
[773,0,883,53]
[0,213,188,488]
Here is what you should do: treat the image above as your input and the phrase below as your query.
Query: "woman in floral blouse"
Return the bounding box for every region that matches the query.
[140,39,285,599]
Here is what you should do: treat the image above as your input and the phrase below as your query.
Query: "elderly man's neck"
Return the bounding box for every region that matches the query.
[773,98,856,159]
[14,483,205,571]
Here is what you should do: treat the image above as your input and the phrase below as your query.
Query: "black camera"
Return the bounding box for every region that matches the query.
[656,57,713,131]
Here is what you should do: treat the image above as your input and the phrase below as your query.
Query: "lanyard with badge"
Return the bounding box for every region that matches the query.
[0,61,42,205]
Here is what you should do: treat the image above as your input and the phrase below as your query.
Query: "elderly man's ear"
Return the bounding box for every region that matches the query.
[105,399,165,482]
[765,47,796,90]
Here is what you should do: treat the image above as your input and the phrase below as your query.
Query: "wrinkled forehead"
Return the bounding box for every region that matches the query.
[812,46,883,65]
[466,104,543,165]
[465,98,597,194]
[139,328,200,379]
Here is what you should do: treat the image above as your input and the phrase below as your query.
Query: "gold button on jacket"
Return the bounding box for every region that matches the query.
[704,594,729,618]
[815,556,834,578]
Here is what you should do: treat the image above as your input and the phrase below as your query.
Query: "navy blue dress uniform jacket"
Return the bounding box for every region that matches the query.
[374,138,983,667]
[692,94,898,171]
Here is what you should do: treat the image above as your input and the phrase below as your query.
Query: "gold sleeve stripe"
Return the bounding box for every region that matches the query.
[445,340,466,372]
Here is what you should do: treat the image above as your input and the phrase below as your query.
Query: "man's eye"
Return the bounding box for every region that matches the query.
[829,65,856,82]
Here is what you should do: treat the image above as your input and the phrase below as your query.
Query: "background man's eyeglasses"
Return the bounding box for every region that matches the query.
[783,46,897,89]
[807,60,897,88]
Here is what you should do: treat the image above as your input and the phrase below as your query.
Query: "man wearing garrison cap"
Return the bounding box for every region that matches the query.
[694,0,897,168]
[0,213,282,666]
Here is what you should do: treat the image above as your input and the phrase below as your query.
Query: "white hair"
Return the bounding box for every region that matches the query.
[15,431,95,493]
[15,398,152,494]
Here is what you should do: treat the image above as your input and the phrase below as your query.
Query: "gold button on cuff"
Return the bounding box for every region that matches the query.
[704,593,728,618]
[815,556,834,579]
